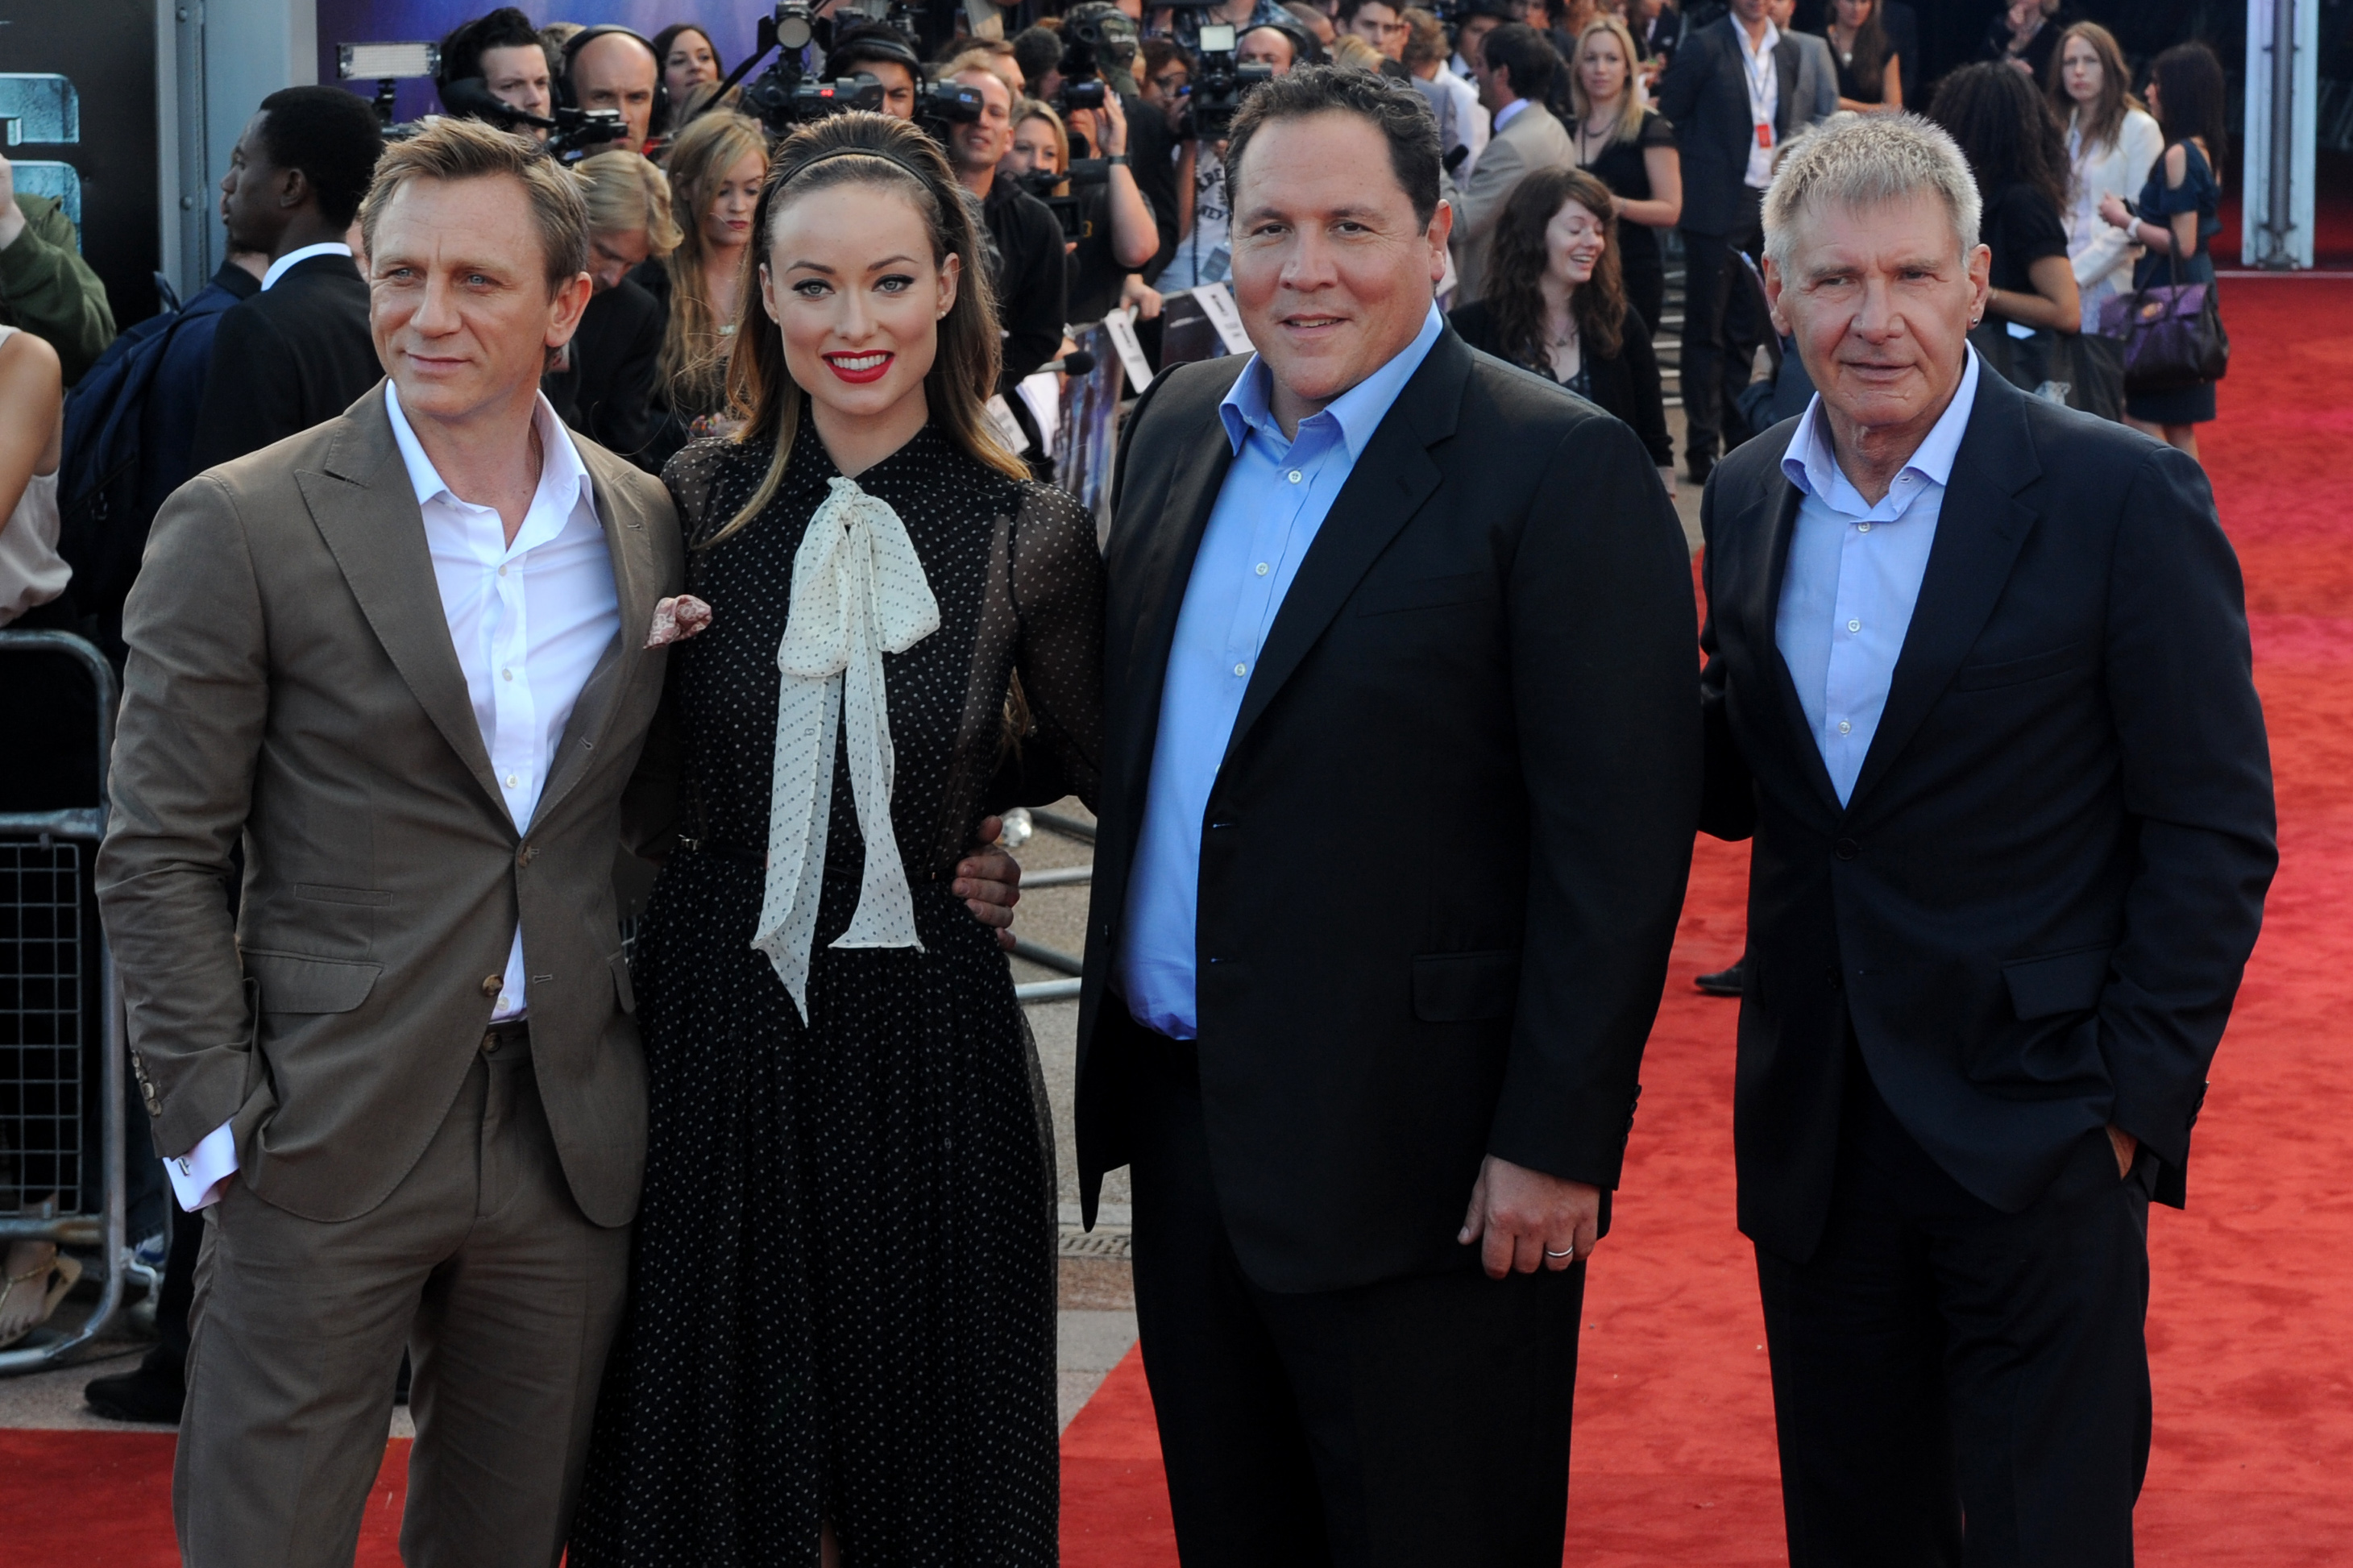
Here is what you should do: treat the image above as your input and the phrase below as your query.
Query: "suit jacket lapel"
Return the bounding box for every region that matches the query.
[1111,388,1239,817]
[1750,471,1843,815]
[301,393,508,817]
[1218,332,1466,771]
[531,446,657,830]
[1845,371,2040,809]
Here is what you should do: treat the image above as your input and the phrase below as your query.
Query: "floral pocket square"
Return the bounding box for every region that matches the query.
[645,594,713,649]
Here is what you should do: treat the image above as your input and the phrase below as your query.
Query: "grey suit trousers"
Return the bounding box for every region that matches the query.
[175,1029,629,1567]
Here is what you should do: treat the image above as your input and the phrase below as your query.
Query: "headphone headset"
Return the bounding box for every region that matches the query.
[558,23,671,126]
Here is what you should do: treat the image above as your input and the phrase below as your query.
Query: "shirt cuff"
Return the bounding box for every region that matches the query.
[164,1118,239,1211]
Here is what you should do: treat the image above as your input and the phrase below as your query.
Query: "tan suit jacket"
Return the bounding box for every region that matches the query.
[98,386,683,1228]
[1450,100,1578,305]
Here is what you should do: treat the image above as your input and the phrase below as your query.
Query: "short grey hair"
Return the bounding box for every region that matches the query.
[1762,113,1981,273]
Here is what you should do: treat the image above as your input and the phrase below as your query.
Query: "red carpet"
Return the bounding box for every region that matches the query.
[5,281,2350,1564]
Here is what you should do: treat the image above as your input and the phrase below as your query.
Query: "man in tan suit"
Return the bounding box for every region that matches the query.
[98,118,679,1566]
[1451,23,1577,302]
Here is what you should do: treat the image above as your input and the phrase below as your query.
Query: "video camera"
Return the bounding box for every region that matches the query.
[916,79,986,143]
[742,67,891,131]
[438,76,626,161]
[1181,24,1274,141]
[1018,157,1111,243]
[1055,12,1118,117]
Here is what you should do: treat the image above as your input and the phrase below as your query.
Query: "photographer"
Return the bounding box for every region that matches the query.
[828,25,924,121]
[436,8,554,142]
[1165,23,1301,290]
[544,151,680,470]
[1061,2,1179,272]
[1019,92,1160,323]
[564,27,661,156]
[943,55,1067,387]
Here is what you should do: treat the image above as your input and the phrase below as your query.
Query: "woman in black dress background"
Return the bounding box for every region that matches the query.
[1823,0,1901,112]
[572,110,1103,1566]
[1451,164,1674,491]
[1567,15,1679,337]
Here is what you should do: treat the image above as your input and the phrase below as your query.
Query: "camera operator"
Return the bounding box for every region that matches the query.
[544,151,679,470]
[437,8,554,143]
[829,26,924,122]
[942,54,1068,387]
[1040,91,1160,322]
[1013,27,1066,101]
[1064,2,1180,275]
[1164,23,1302,289]
[564,27,661,156]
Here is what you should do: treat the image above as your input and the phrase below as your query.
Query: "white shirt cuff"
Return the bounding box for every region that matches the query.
[164,1118,239,1211]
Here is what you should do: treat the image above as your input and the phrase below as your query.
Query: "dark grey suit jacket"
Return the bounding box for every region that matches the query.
[1655,15,1805,236]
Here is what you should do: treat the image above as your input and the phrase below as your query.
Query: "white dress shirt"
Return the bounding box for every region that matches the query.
[2065,108,2164,313]
[163,384,618,1211]
[1774,347,1982,805]
[260,240,355,291]
[1733,14,1782,190]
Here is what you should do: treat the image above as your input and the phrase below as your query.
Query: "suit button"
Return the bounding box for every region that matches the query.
[481,974,504,998]
[482,1032,500,1056]
[518,844,537,865]
[1824,967,1841,990]
[1833,838,1857,861]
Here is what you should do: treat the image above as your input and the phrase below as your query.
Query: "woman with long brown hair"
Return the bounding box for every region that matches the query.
[2048,21,2161,321]
[571,110,1103,1566]
[638,109,767,467]
[1824,0,1902,111]
[1448,164,1674,492]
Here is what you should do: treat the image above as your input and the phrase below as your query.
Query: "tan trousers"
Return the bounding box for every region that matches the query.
[175,1030,630,1568]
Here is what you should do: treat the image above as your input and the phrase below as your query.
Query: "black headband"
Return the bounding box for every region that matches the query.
[779,143,934,188]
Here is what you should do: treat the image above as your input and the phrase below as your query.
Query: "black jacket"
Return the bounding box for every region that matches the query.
[188,252,380,473]
[1448,300,1674,469]
[1654,15,1803,236]
[981,176,1069,390]
[545,276,665,471]
[1699,369,2276,1263]
[1076,329,1701,1292]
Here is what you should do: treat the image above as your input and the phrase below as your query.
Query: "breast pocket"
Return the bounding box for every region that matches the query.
[1950,641,2089,692]
[1352,570,1494,619]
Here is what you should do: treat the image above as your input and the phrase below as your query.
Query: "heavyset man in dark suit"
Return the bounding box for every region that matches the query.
[189,87,386,474]
[1699,114,2275,1566]
[1076,67,1700,1564]
[1657,0,1804,483]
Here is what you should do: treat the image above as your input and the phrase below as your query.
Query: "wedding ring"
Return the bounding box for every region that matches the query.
[1544,1247,1575,1259]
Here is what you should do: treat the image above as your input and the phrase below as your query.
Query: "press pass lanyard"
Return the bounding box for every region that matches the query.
[1740,27,1777,152]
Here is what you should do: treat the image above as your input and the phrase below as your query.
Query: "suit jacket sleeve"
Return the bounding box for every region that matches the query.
[189,304,300,472]
[1696,471,1757,840]
[1654,36,1705,140]
[2097,444,2276,1170]
[1489,411,1701,1187]
[94,475,269,1159]
[1452,129,1527,255]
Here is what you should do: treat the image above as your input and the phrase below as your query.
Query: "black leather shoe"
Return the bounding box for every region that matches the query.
[1695,960,1745,997]
[85,1347,185,1425]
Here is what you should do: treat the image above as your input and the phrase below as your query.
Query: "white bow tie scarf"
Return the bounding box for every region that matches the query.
[753,475,942,1021]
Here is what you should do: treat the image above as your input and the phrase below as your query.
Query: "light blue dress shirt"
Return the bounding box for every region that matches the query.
[1774,346,1981,805]
[1118,304,1446,1039]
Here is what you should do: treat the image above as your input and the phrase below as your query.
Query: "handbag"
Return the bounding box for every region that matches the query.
[2096,249,2228,396]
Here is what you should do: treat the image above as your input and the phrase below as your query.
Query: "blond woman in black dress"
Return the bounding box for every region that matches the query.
[573,111,1103,1566]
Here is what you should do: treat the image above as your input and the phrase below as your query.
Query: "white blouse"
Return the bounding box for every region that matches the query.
[2065,107,2164,310]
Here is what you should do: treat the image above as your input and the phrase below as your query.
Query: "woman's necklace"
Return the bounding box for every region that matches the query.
[1547,314,1580,350]
[1579,104,1616,164]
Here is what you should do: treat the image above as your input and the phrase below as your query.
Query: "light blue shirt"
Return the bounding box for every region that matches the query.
[1774,346,1981,805]
[1118,304,1446,1039]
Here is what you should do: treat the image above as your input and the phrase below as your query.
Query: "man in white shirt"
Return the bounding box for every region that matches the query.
[100,116,681,1566]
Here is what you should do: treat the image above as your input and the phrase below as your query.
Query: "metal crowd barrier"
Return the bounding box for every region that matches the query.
[0,628,128,1374]
[1007,807,1092,1006]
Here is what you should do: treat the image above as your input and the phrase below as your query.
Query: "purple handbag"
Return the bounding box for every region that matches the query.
[2096,254,2229,396]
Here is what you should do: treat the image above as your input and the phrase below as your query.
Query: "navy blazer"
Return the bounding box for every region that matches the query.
[1699,369,2276,1263]
[1655,15,1804,236]
[1076,330,1701,1293]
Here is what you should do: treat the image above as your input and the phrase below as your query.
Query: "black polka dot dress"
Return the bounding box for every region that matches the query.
[571,420,1103,1567]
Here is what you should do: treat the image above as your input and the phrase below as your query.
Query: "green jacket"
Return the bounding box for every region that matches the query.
[0,193,117,387]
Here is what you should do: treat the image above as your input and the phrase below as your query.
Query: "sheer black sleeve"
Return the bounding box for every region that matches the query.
[1002,482,1105,814]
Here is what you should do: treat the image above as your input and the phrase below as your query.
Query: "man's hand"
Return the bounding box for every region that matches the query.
[2107,1124,2138,1179]
[1458,1155,1602,1279]
[0,154,25,252]
[1098,89,1130,159]
[955,815,1023,952]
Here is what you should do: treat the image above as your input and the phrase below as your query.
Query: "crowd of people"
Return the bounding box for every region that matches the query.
[0,4,2273,1567]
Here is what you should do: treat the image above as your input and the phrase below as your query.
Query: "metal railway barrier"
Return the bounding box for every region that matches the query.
[1008,807,1091,1006]
[0,628,128,1374]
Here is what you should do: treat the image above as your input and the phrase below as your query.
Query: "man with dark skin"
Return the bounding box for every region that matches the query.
[569,29,661,155]
[188,86,385,473]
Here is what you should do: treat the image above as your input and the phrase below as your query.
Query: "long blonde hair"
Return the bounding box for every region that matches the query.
[1568,16,1647,146]
[709,111,1027,545]
[657,110,767,421]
